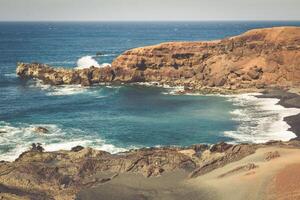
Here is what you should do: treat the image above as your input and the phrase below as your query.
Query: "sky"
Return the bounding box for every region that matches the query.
[0,0,299,21]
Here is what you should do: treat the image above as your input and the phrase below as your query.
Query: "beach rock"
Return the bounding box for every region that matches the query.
[71,146,85,152]
[210,142,232,153]
[34,126,49,134]
[16,27,300,90]
[30,143,45,152]
[96,52,104,56]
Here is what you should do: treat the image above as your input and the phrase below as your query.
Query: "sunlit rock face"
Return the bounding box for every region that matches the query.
[17,27,300,90]
[112,27,300,89]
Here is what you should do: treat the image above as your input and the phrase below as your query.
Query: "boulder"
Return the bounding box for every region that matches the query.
[30,143,44,152]
[34,127,49,134]
[71,146,84,152]
[210,142,233,153]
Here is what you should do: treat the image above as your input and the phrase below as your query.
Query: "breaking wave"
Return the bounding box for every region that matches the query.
[30,79,120,97]
[161,90,300,143]
[224,93,300,143]
[76,55,111,69]
[0,121,127,161]
[30,80,88,96]
[46,85,89,96]
[132,82,185,95]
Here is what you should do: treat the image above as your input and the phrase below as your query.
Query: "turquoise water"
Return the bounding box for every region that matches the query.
[0,21,300,160]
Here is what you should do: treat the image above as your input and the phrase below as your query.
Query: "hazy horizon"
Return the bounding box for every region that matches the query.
[0,20,300,22]
[0,0,299,21]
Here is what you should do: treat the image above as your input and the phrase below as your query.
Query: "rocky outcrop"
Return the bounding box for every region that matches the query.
[1,141,299,199]
[16,63,115,86]
[16,27,300,91]
[34,127,49,134]
[112,26,300,90]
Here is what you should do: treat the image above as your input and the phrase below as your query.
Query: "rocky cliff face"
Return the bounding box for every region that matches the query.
[16,63,115,86]
[112,26,300,90]
[16,27,300,90]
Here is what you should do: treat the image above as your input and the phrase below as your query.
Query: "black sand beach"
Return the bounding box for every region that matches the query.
[260,88,300,138]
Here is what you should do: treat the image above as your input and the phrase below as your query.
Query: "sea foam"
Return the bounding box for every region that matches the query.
[76,55,111,69]
[224,93,300,143]
[30,80,88,96]
[31,79,122,97]
[46,85,88,96]
[0,121,127,161]
[132,82,185,95]
[162,90,300,143]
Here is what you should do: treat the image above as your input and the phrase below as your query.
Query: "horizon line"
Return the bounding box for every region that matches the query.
[0,19,300,23]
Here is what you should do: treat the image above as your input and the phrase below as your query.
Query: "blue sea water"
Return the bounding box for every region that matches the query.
[0,21,300,160]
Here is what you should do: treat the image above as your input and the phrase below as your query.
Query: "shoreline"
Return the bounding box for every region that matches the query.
[1,82,300,161]
[143,83,300,142]
[1,84,300,199]
[258,88,300,139]
[2,25,300,199]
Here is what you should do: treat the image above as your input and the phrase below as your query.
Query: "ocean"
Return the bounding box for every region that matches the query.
[0,21,300,161]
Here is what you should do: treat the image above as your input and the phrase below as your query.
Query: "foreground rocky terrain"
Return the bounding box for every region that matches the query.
[16,27,300,91]
[1,140,300,200]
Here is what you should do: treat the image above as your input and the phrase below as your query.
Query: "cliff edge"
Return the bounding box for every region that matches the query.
[16,26,300,91]
[111,26,300,90]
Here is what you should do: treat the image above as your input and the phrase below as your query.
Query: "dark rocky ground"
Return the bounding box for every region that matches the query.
[1,140,300,200]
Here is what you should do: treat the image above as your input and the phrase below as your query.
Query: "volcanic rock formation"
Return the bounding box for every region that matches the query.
[16,27,300,91]
[1,140,299,199]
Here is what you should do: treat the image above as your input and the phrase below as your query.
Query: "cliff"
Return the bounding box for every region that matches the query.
[111,26,300,90]
[16,26,300,91]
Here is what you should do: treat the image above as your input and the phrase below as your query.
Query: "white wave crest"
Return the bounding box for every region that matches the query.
[46,85,88,96]
[31,79,121,97]
[225,93,300,143]
[161,86,185,95]
[0,122,66,161]
[4,73,17,78]
[30,80,87,96]
[0,121,128,161]
[76,55,111,69]
[43,139,127,154]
